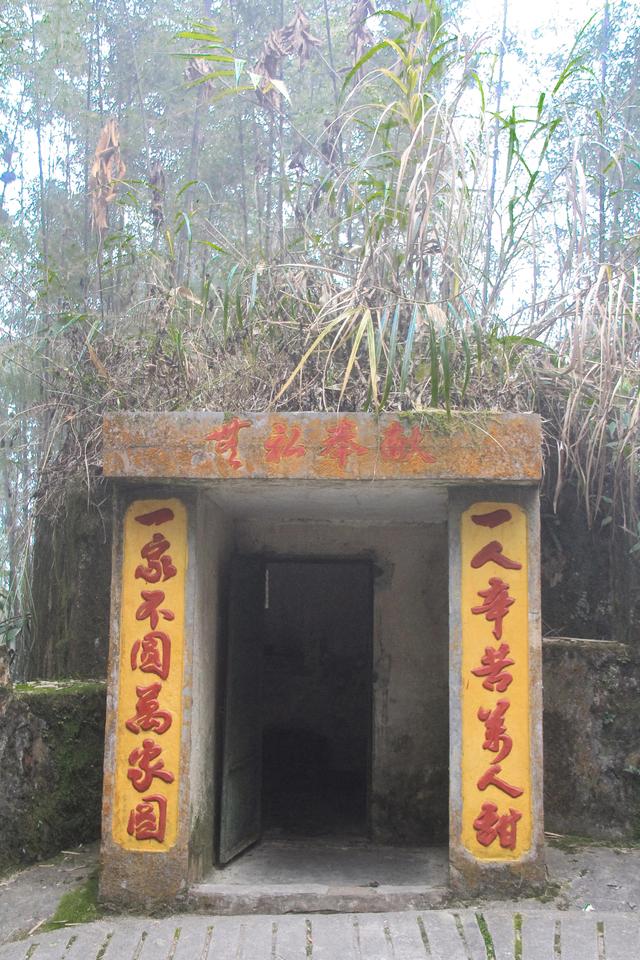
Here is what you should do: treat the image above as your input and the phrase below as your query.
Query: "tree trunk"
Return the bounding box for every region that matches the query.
[598,0,610,264]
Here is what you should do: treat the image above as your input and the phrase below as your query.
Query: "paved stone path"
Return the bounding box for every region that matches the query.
[1,910,638,960]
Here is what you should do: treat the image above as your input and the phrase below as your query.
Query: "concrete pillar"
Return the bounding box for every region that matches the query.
[448,486,545,895]
[100,490,201,908]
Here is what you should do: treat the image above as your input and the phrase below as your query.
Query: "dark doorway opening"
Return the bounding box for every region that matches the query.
[218,556,373,865]
[261,560,373,838]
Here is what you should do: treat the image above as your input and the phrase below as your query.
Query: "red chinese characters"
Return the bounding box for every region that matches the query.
[127,738,175,792]
[471,509,512,529]
[477,764,523,799]
[470,541,522,571]
[126,683,172,735]
[320,420,367,468]
[131,630,171,681]
[473,802,521,850]
[469,506,525,853]
[135,533,177,584]
[204,417,251,470]
[380,422,436,465]
[477,699,512,763]
[125,505,178,846]
[135,508,175,527]
[264,422,306,463]
[471,642,514,692]
[471,577,515,640]
[135,590,175,631]
[127,794,167,843]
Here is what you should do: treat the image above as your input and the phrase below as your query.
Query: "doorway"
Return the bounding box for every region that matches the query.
[262,560,372,838]
[217,557,373,864]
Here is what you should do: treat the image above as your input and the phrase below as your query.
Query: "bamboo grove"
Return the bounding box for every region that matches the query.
[0,0,639,651]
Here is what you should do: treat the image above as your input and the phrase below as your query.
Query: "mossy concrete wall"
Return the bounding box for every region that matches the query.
[0,678,106,867]
[26,480,112,681]
[3,644,637,872]
[543,638,640,841]
[541,493,640,646]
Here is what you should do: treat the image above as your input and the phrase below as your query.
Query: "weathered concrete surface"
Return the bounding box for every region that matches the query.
[3,839,640,955]
[448,487,545,896]
[100,492,233,910]
[100,492,191,908]
[0,845,98,945]
[191,839,448,914]
[543,638,640,840]
[98,409,543,905]
[0,681,105,867]
[27,480,112,681]
[6,839,640,946]
[102,411,542,482]
[188,495,232,882]
[541,492,640,647]
[1,908,638,959]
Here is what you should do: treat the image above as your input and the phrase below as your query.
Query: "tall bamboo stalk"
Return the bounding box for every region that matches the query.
[481,0,508,313]
[598,0,610,265]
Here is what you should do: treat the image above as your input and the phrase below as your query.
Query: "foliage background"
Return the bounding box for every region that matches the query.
[0,0,638,667]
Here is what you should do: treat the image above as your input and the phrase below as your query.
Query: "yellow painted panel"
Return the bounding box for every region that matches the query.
[460,502,531,860]
[112,499,187,852]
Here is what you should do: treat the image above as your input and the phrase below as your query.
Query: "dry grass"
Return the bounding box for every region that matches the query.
[1,2,639,657]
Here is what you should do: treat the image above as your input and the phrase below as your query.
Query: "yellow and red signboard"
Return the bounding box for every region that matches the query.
[112,499,187,852]
[460,502,531,860]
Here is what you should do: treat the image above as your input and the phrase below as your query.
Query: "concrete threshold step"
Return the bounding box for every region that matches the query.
[188,882,449,915]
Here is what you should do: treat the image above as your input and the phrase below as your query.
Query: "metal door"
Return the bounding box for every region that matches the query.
[218,555,264,864]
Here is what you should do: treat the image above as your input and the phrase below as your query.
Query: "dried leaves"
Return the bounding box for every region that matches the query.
[281,6,322,68]
[89,119,126,235]
[252,6,321,109]
[348,0,375,66]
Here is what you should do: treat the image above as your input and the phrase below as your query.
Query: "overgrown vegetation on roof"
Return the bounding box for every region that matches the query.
[0,1,638,663]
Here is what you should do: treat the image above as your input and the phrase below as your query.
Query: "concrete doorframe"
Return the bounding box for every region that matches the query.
[98,411,545,910]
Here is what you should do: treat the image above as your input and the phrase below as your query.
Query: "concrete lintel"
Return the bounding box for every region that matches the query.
[102,411,542,484]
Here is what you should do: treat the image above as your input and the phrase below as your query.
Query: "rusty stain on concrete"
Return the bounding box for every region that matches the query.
[102,412,542,483]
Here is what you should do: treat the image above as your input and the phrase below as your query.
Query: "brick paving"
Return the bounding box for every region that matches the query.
[1,910,638,960]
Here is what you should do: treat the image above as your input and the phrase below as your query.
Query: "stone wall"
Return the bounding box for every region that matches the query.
[1,641,639,867]
[25,480,112,681]
[543,638,640,841]
[0,657,106,867]
[540,494,640,645]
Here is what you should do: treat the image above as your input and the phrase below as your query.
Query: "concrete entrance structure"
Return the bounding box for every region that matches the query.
[99,411,545,909]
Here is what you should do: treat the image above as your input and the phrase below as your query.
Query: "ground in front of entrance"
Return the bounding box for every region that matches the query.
[1,909,638,959]
[1,839,639,958]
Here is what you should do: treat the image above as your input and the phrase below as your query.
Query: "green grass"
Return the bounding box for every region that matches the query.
[40,873,101,931]
[535,880,562,903]
[475,912,496,960]
[514,913,523,960]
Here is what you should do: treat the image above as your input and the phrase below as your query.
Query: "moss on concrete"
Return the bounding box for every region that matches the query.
[396,408,493,438]
[40,873,102,932]
[543,642,640,841]
[0,682,106,868]
[14,680,106,696]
